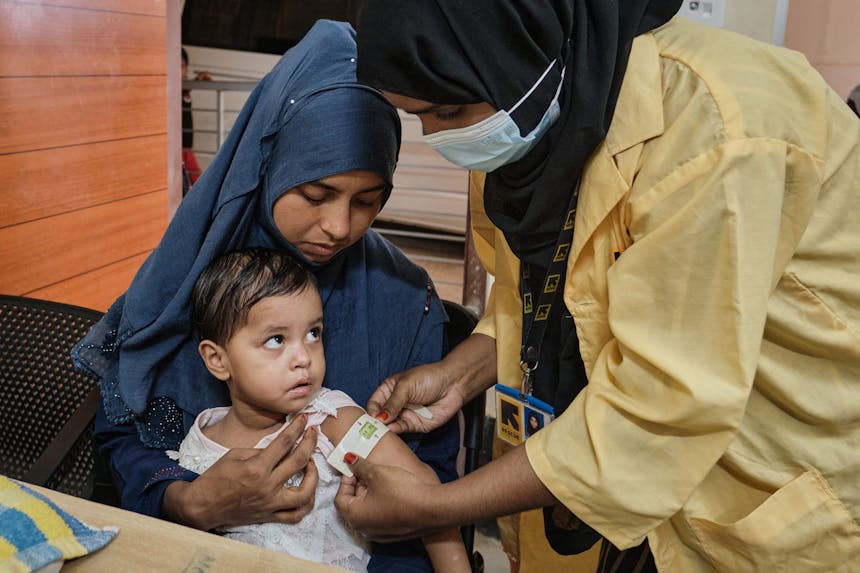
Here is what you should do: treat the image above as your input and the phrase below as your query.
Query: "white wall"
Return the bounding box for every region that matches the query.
[677,0,789,44]
[725,0,787,44]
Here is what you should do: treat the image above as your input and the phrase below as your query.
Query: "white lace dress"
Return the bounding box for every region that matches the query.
[166,388,370,572]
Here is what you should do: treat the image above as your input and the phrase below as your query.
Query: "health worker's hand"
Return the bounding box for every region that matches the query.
[336,443,560,545]
[367,332,498,434]
[367,361,464,434]
[163,414,319,531]
[334,455,445,542]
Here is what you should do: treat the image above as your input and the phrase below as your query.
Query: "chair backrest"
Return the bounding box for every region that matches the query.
[442,300,485,476]
[0,295,103,498]
[442,300,487,571]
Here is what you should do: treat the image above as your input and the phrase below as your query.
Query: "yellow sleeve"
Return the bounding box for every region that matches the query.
[526,139,822,548]
[468,171,497,277]
[468,172,525,389]
[469,171,497,339]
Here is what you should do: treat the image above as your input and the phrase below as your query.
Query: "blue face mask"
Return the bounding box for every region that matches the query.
[424,62,564,173]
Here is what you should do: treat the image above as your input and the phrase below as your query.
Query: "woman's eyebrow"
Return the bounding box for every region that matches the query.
[308,180,338,191]
[357,183,388,194]
[308,180,387,194]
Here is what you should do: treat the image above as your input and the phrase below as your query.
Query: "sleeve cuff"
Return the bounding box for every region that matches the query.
[136,467,198,518]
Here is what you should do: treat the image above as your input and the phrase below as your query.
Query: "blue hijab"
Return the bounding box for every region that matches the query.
[73,20,449,451]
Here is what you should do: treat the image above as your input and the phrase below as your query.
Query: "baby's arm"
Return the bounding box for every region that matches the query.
[323,406,471,573]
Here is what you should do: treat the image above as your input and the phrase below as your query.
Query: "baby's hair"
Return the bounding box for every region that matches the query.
[191,247,317,345]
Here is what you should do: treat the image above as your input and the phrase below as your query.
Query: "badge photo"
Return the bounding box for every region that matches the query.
[494,384,555,446]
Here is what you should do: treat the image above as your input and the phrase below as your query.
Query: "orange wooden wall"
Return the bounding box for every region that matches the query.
[0,0,175,311]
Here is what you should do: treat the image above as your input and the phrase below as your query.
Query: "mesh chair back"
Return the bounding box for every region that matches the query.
[442,300,487,571]
[0,295,103,497]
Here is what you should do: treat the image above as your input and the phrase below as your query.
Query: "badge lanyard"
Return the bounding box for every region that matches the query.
[495,181,580,445]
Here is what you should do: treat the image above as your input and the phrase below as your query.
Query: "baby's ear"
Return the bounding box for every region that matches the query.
[198,339,231,381]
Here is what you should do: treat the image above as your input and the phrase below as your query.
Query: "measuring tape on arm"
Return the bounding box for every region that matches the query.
[327,414,389,477]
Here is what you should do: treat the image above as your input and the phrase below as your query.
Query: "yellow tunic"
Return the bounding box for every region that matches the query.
[473,17,860,572]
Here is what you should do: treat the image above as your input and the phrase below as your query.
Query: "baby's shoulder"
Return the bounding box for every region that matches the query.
[304,388,363,441]
[320,403,365,446]
[313,388,359,410]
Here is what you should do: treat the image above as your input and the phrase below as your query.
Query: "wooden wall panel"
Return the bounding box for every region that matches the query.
[0,192,166,295]
[28,253,150,312]
[41,0,165,16]
[0,0,169,311]
[0,136,166,227]
[1,76,165,154]
[0,2,165,76]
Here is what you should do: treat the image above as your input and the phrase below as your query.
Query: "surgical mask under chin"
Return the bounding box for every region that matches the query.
[424,61,564,172]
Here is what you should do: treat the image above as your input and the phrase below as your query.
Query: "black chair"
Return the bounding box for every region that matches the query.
[442,299,487,573]
[0,294,105,499]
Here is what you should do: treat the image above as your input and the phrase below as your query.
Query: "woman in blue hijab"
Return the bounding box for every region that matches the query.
[73,20,458,571]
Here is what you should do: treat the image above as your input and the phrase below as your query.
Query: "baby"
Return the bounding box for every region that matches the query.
[168,247,469,572]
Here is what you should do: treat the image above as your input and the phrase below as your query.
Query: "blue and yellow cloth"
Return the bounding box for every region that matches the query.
[0,476,117,572]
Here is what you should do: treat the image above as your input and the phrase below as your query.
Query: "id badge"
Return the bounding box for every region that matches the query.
[494,384,555,446]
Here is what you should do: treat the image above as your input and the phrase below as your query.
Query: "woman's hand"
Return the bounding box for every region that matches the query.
[335,445,558,543]
[367,361,464,434]
[163,414,319,531]
[334,455,445,542]
[366,333,498,433]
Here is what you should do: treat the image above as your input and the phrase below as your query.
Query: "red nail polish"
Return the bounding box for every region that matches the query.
[375,411,389,422]
[343,452,358,465]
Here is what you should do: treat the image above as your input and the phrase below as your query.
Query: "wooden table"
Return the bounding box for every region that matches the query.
[28,484,344,572]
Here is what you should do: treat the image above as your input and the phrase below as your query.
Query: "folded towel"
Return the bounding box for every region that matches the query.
[0,475,118,572]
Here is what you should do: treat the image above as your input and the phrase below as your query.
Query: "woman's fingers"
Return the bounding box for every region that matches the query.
[271,459,318,524]
[259,414,308,469]
[271,425,318,485]
[367,365,452,433]
[335,455,438,542]
[367,376,421,433]
[170,419,319,530]
[365,376,400,419]
[334,458,368,516]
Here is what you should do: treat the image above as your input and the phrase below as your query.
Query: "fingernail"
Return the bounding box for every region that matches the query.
[375,411,389,422]
[343,452,358,465]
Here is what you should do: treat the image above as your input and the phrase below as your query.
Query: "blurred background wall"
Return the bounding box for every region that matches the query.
[1,0,859,312]
[0,0,181,311]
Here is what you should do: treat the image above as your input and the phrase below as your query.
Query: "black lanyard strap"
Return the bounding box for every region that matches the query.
[520,182,580,396]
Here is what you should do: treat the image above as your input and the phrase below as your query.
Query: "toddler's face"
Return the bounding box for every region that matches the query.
[222,287,325,420]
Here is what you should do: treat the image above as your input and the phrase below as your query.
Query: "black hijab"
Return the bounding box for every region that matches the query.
[357,0,682,267]
[357,5,682,554]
